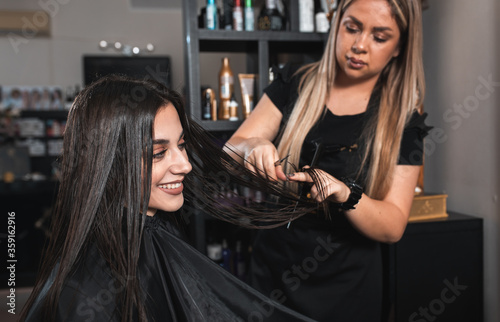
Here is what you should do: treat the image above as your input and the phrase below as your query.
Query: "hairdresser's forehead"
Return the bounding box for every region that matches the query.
[153,104,183,142]
[344,0,397,29]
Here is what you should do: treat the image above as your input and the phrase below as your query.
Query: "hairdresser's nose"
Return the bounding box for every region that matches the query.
[352,33,368,54]
[171,149,192,175]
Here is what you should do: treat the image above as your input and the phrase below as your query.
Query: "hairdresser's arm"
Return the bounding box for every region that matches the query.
[289,165,420,243]
[224,94,286,181]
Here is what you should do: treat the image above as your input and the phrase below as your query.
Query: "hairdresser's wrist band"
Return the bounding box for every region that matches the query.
[338,177,363,210]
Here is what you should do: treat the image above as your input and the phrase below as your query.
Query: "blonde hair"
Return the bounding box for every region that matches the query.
[277,0,424,200]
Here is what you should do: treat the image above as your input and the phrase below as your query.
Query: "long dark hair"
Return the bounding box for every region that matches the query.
[20,75,317,321]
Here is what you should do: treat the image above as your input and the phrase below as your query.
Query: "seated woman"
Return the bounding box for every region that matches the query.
[20,75,316,321]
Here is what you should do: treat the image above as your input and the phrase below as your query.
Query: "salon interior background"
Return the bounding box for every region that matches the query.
[0,0,498,321]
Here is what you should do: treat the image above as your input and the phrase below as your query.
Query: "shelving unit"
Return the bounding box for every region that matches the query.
[16,110,68,177]
[182,0,328,270]
[182,0,327,131]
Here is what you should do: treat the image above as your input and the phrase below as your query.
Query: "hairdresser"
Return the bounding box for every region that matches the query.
[224,0,430,320]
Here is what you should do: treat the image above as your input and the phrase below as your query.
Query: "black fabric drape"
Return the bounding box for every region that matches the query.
[25,214,316,322]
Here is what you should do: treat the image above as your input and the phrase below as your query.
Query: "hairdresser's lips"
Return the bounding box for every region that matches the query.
[347,57,366,69]
[157,181,184,195]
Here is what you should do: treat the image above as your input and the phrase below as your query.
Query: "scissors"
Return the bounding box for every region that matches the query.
[287,141,323,229]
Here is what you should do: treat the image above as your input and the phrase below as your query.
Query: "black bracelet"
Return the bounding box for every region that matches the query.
[338,177,363,210]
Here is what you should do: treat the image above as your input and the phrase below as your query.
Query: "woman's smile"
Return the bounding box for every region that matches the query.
[157,181,184,195]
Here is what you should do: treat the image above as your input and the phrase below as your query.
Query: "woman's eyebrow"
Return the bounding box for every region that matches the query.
[347,15,363,26]
[152,131,184,145]
[153,139,169,145]
[347,15,394,32]
[373,26,393,32]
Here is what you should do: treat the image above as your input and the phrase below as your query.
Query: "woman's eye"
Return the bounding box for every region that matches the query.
[178,142,187,151]
[374,35,387,43]
[345,25,359,33]
[153,148,168,159]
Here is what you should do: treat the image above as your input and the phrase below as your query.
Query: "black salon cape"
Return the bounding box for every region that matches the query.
[25,214,315,321]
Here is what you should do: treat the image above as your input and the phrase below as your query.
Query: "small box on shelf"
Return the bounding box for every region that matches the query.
[409,193,448,222]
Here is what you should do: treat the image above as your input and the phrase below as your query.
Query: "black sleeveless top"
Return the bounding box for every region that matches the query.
[249,64,429,321]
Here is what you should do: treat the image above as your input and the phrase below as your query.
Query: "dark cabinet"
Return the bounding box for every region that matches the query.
[384,212,483,322]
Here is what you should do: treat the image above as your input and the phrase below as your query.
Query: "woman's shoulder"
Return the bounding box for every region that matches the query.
[270,63,305,84]
[264,63,309,114]
[398,110,432,165]
[405,110,433,138]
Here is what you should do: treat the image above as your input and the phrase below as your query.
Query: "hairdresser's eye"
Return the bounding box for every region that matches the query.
[345,24,359,33]
[374,34,388,43]
[153,148,168,160]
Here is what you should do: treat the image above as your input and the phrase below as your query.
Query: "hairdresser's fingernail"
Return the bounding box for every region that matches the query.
[287,173,295,178]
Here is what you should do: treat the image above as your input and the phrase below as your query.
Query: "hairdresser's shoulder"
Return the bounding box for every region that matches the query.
[271,63,305,84]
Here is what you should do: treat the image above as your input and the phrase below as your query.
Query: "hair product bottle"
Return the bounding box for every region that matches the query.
[233,0,244,31]
[218,57,233,120]
[206,0,218,30]
[257,0,284,31]
[207,241,223,266]
[299,0,315,32]
[202,88,215,120]
[314,0,330,33]
[229,95,239,121]
[244,0,255,31]
[221,239,232,272]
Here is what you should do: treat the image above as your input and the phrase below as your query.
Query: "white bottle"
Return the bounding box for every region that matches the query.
[244,0,255,31]
[233,0,244,31]
[315,12,330,33]
[299,0,315,32]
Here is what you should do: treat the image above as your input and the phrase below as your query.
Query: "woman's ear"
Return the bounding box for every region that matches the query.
[392,44,401,58]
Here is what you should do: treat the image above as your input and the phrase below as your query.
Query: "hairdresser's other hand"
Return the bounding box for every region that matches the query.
[287,167,350,204]
[243,137,287,181]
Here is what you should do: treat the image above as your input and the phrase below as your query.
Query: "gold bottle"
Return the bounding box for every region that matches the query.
[218,57,234,120]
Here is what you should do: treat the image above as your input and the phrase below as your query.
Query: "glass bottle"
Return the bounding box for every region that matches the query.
[202,88,214,120]
[206,0,218,30]
[244,0,255,31]
[257,0,284,31]
[299,0,315,32]
[218,57,234,120]
[233,0,244,31]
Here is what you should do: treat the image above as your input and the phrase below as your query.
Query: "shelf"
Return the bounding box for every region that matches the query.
[198,29,326,42]
[20,110,68,118]
[198,120,243,132]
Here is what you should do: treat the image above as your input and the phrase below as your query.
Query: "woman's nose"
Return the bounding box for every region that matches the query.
[352,34,368,54]
[171,149,192,175]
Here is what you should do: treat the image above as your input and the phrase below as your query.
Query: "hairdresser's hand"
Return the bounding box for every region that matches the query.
[287,167,350,203]
[243,137,287,181]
